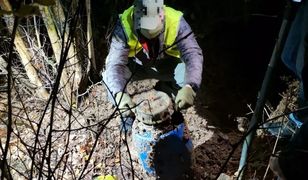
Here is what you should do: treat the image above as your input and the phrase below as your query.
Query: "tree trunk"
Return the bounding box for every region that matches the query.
[86,0,96,72]
[40,5,75,105]
[50,1,83,93]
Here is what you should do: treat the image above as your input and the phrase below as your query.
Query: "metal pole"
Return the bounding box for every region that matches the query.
[237,2,293,179]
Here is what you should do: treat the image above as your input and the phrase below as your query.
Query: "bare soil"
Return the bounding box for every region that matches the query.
[87,80,245,180]
[3,74,296,180]
[78,79,250,180]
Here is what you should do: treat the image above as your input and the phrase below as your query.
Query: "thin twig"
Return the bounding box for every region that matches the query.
[1,14,20,180]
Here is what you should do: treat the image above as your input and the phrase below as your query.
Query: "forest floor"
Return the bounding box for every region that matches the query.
[79,80,246,180]
[0,72,298,180]
[88,76,297,180]
[73,77,297,180]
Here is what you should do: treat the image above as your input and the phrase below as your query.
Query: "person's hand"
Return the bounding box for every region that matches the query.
[175,85,196,111]
[115,92,135,117]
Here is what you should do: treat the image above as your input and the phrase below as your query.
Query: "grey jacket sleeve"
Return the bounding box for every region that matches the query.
[103,20,132,96]
[176,17,204,90]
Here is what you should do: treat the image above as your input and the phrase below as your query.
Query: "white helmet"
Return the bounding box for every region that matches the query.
[134,0,164,39]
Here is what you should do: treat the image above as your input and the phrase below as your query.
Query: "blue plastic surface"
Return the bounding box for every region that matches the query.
[132,122,192,175]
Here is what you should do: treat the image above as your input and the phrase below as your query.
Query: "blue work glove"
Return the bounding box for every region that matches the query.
[115,92,135,117]
[175,85,196,111]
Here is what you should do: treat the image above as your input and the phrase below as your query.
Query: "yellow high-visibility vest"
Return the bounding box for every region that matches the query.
[120,6,183,58]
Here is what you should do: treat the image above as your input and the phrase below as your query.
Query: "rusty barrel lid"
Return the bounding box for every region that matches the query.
[133,90,173,125]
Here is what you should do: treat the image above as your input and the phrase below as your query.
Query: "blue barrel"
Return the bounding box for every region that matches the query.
[132,120,193,177]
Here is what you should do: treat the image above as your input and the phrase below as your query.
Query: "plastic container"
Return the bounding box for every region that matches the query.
[131,90,193,178]
[132,117,192,177]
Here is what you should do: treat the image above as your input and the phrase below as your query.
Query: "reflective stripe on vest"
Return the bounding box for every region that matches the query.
[120,6,183,58]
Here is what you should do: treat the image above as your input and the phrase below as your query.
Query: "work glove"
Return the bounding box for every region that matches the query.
[175,85,196,111]
[115,92,135,117]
